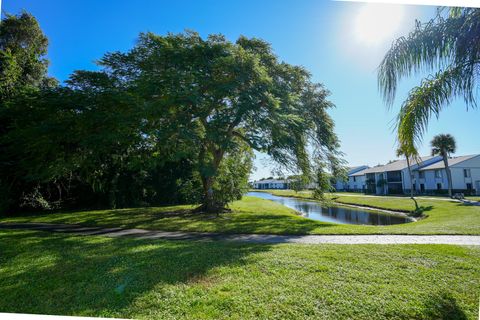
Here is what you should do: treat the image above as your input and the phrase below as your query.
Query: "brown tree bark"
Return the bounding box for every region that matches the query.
[197,146,225,213]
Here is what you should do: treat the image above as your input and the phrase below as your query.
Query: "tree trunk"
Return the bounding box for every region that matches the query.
[406,157,414,198]
[443,154,453,198]
[197,147,225,213]
[200,176,218,212]
[406,157,419,211]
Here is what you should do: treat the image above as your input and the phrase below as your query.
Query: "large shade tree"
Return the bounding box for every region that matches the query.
[378,8,480,152]
[431,133,456,197]
[94,32,342,211]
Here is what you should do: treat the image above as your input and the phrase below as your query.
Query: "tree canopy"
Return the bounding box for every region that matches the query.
[1,14,342,213]
[0,11,56,100]
[91,32,342,210]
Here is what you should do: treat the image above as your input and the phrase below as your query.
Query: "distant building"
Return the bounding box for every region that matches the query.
[415,154,480,195]
[252,179,289,190]
[253,154,480,195]
[358,156,442,195]
[346,154,480,195]
[334,166,369,192]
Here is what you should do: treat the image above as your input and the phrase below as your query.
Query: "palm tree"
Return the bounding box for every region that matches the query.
[430,134,456,197]
[396,145,418,200]
[378,8,479,152]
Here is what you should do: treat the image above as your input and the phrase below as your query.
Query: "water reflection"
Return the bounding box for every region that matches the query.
[247,192,410,225]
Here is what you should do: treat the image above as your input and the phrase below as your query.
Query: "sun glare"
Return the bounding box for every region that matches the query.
[354,4,406,46]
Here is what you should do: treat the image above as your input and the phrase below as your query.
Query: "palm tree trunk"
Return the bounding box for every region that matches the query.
[406,157,419,211]
[406,157,414,198]
[442,154,453,197]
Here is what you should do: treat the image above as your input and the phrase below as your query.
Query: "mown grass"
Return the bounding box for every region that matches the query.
[262,189,431,212]
[2,193,479,235]
[0,229,479,319]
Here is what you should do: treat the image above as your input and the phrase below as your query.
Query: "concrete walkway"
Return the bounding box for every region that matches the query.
[1,222,480,245]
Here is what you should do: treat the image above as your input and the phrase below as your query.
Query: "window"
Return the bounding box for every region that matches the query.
[387,171,402,182]
[467,183,472,190]
[419,171,425,179]
[435,170,442,179]
[353,176,357,182]
[420,184,425,192]
[437,183,442,190]
[464,169,471,178]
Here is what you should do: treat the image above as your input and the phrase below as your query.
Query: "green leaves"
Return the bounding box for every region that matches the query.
[1,27,341,212]
[430,134,456,156]
[98,31,341,208]
[0,12,50,100]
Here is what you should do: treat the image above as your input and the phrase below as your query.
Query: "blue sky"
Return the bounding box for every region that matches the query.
[3,0,479,180]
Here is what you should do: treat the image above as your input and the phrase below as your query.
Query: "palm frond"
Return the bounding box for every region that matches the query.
[378,8,480,106]
[397,65,476,151]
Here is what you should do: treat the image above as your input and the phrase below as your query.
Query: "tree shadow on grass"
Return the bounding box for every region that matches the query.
[0,230,274,318]
[410,205,434,218]
[1,205,335,235]
[455,200,480,207]
[422,292,468,320]
[410,197,434,217]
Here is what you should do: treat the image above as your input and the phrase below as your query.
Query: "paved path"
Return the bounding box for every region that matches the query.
[1,222,480,245]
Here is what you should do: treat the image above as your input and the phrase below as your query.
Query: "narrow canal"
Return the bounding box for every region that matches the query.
[247,192,411,225]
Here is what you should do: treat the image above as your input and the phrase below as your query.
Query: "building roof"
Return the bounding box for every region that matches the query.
[419,154,480,171]
[350,167,371,177]
[350,156,436,176]
[347,165,369,175]
[253,179,288,184]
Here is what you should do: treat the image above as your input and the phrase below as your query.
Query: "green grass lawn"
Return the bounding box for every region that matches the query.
[1,229,479,319]
[2,194,479,235]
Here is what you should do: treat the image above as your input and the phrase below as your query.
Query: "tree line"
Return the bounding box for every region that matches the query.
[0,12,343,214]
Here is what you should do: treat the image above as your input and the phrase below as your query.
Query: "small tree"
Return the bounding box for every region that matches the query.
[288,175,309,193]
[431,134,456,197]
[313,165,334,200]
[209,145,253,210]
[376,178,388,195]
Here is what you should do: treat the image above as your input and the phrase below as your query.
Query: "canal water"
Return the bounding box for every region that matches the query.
[247,192,411,225]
